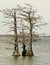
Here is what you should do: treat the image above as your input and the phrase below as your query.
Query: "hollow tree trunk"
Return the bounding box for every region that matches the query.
[22,33,27,56]
[12,11,20,56]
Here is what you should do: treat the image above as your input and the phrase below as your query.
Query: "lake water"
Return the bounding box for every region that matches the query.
[0,37,50,65]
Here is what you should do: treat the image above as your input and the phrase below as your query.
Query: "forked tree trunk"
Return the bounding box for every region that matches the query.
[12,11,20,56]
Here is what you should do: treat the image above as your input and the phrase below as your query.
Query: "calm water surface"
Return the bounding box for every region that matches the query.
[0,37,50,65]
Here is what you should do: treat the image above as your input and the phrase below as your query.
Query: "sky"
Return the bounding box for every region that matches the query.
[0,0,50,35]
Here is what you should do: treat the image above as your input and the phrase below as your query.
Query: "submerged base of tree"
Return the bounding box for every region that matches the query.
[26,50,34,56]
[12,51,20,56]
[12,50,34,57]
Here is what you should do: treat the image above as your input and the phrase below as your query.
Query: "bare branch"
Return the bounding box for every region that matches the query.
[33,23,47,28]
[18,13,28,17]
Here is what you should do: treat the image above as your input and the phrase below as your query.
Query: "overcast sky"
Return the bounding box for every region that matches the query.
[0,0,50,35]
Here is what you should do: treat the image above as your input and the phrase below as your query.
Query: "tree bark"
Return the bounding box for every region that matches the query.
[26,16,34,56]
[29,22,34,56]
[12,11,20,56]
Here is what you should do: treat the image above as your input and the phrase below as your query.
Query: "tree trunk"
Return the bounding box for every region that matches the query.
[26,20,34,56]
[12,11,20,56]
[29,22,34,56]
[21,27,27,56]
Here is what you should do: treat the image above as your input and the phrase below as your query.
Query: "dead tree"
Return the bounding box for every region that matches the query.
[0,9,20,56]
[17,4,47,56]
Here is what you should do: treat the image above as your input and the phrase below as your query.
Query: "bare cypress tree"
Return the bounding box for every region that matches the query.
[0,9,20,56]
[17,4,47,56]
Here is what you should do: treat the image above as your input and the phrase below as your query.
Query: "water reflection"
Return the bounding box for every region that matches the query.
[8,56,41,65]
[11,56,34,65]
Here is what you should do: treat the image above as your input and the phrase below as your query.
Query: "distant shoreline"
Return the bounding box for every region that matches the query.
[0,34,50,37]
